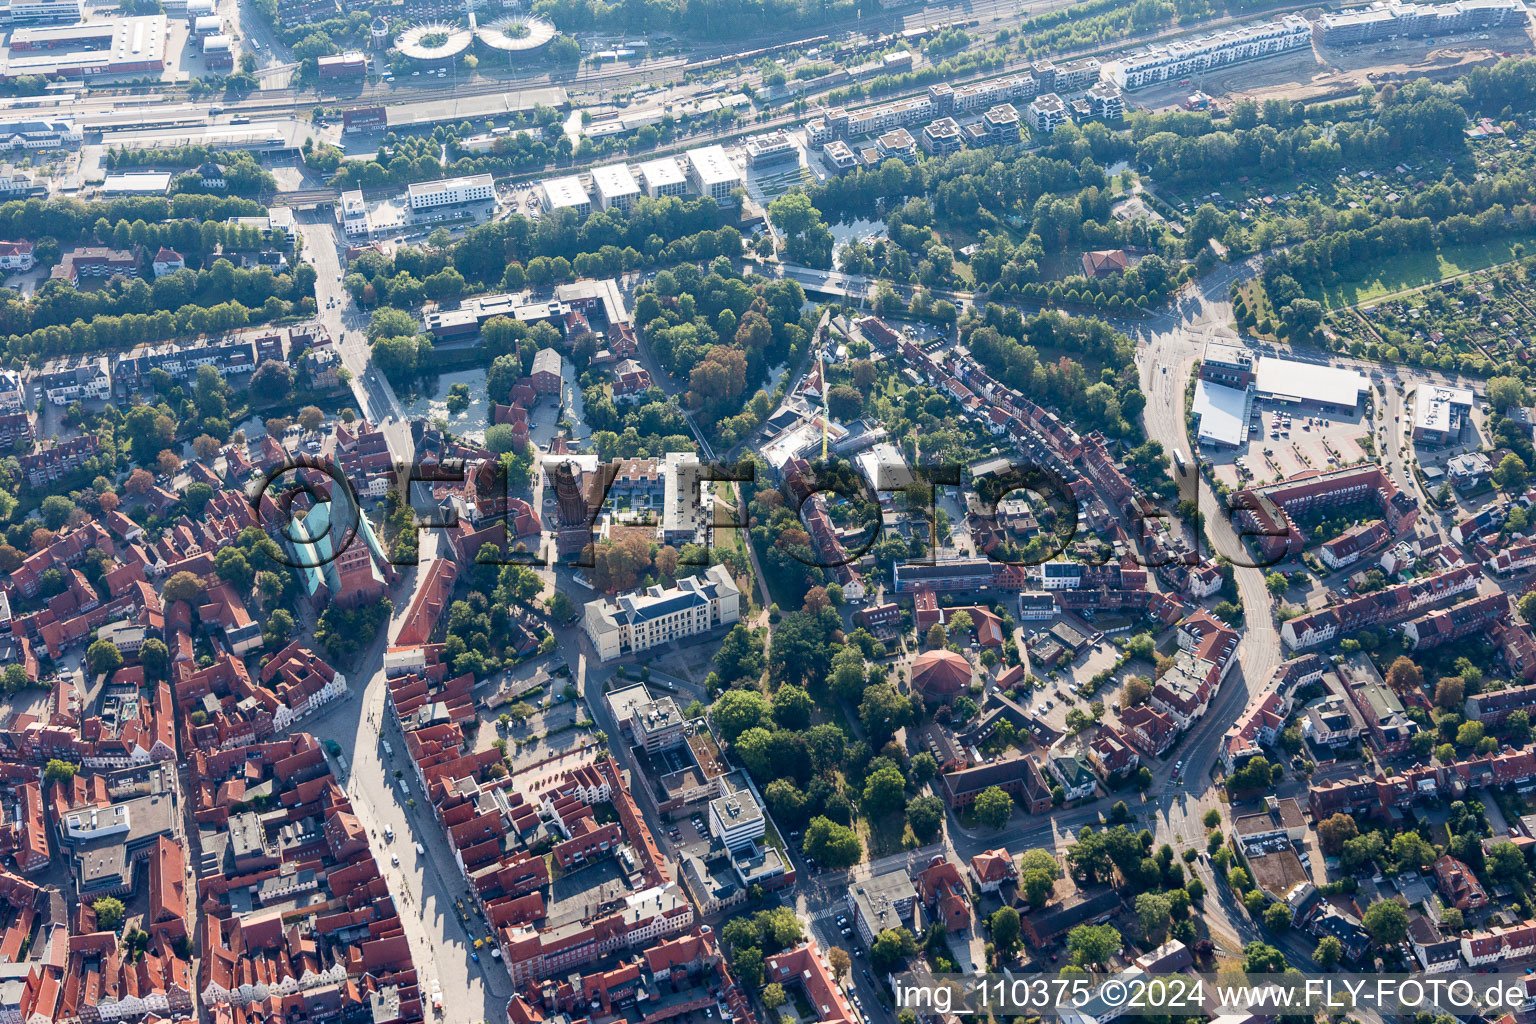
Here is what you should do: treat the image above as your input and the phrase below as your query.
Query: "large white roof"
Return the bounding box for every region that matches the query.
[685,145,739,187]
[590,163,639,201]
[638,157,685,188]
[541,175,589,209]
[1192,380,1250,447]
[1254,356,1367,408]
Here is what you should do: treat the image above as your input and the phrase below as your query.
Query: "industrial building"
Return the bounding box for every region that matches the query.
[202,33,232,68]
[685,145,741,201]
[100,171,171,195]
[0,15,167,79]
[406,173,495,210]
[590,163,639,211]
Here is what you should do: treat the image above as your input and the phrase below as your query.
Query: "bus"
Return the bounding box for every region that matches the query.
[1173,450,1188,475]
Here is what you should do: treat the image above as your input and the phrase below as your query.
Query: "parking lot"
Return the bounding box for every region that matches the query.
[1210,402,1374,489]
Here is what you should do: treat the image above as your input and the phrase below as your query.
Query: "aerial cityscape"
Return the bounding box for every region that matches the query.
[5,0,1536,1021]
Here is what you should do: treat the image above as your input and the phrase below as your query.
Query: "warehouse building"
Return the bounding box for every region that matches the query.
[0,15,167,79]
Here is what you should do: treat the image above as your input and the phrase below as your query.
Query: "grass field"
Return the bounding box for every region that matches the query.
[1311,233,1536,310]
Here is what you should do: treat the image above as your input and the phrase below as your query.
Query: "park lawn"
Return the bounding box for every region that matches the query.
[1234,280,1279,340]
[859,810,913,859]
[1309,232,1536,310]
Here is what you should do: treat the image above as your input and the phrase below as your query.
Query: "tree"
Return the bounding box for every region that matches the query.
[1243,941,1286,974]
[827,947,851,982]
[93,897,126,931]
[1313,935,1343,968]
[1203,809,1221,829]
[905,795,944,841]
[1497,452,1529,489]
[862,764,907,815]
[990,906,1021,958]
[859,683,911,745]
[1066,924,1120,968]
[805,815,862,868]
[265,608,295,647]
[772,684,814,729]
[39,494,75,530]
[1488,840,1529,882]
[163,571,204,603]
[86,638,123,677]
[974,786,1013,829]
[714,689,770,742]
[1023,868,1055,907]
[1263,902,1291,932]
[193,434,222,461]
[762,985,786,1011]
[1488,375,1529,411]
[1385,657,1423,694]
[1136,892,1172,939]
[2,665,29,693]
[298,405,325,432]
[139,638,169,681]
[1120,677,1152,708]
[250,359,294,402]
[1020,848,1061,877]
[869,927,917,974]
[44,759,76,785]
[1391,831,1436,871]
[1362,898,1408,945]
[1435,676,1465,710]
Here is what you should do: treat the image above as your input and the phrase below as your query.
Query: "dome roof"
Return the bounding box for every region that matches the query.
[911,649,971,699]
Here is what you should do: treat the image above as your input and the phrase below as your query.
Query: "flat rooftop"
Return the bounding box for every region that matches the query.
[591,163,639,200]
[542,175,589,209]
[1254,356,1368,408]
[686,145,739,186]
[1193,379,1250,446]
[638,157,685,188]
[383,88,567,129]
[1413,384,1475,433]
[407,173,494,199]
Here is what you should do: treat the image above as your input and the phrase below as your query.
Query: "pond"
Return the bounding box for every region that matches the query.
[400,368,491,443]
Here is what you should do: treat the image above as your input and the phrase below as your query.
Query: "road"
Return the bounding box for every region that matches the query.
[298,213,415,465]
[301,530,518,1024]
